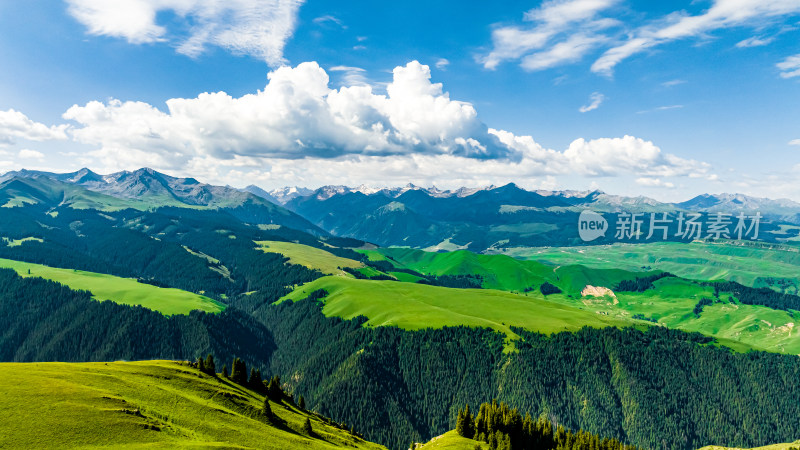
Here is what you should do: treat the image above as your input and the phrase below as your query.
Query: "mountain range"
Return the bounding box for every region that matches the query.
[4,167,800,250]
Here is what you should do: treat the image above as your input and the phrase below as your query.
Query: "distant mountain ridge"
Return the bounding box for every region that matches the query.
[256,181,800,216]
[0,168,322,234]
[5,167,800,250]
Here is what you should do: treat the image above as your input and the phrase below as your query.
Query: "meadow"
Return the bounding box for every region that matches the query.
[280,275,631,351]
[0,360,384,449]
[0,258,225,315]
[499,241,800,292]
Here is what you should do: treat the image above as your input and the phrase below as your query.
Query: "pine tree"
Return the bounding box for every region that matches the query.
[197,356,205,373]
[221,365,228,378]
[204,354,215,375]
[463,404,474,438]
[298,395,306,410]
[267,375,282,401]
[302,417,313,436]
[456,407,467,437]
[249,368,261,391]
[230,358,247,385]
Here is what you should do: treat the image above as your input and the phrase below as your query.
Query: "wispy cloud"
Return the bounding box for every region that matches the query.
[661,79,686,87]
[777,54,800,78]
[313,14,346,29]
[736,35,775,47]
[592,0,800,76]
[579,92,605,113]
[328,65,369,86]
[480,0,620,71]
[789,139,800,146]
[66,0,305,65]
[637,104,684,114]
[435,58,450,70]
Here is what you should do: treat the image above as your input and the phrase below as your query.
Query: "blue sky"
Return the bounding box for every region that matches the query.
[0,0,799,201]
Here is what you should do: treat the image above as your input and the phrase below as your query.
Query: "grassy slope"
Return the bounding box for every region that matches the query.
[256,240,363,277]
[359,247,649,296]
[356,246,800,354]
[540,277,800,354]
[0,360,386,450]
[280,276,631,350]
[699,441,800,450]
[0,258,225,315]
[500,241,800,291]
[418,431,489,450]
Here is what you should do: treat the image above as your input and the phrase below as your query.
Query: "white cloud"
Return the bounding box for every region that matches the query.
[480,0,619,70]
[313,15,346,29]
[18,149,46,160]
[561,135,709,177]
[579,92,605,112]
[736,36,775,47]
[592,0,800,76]
[64,61,510,163]
[61,60,710,190]
[65,0,304,65]
[661,79,686,87]
[777,54,800,78]
[435,58,450,70]
[789,139,800,146]
[328,65,369,86]
[636,104,684,114]
[0,109,68,146]
[636,177,675,188]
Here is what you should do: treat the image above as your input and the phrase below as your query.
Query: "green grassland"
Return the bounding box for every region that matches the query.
[540,276,800,354]
[359,247,655,296]
[280,276,631,350]
[0,360,385,450]
[256,240,364,276]
[418,431,489,450]
[699,441,800,450]
[0,258,225,315]
[332,245,800,354]
[497,241,800,292]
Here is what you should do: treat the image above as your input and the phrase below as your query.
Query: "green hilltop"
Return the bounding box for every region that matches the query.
[0,257,225,315]
[0,360,386,450]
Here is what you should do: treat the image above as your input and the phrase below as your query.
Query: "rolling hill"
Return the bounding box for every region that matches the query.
[0,257,225,315]
[0,360,386,449]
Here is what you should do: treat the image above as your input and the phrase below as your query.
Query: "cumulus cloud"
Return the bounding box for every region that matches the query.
[0,109,68,146]
[579,92,605,112]
[777,54,800,78]
[592,0,800,76]
[64,61,510,163]
[18,149,46,160]
[480,0,619,71]
[66,0,304,65]
[61,60,710,189]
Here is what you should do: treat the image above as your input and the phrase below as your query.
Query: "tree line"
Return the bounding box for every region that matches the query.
[455,400,638,450]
